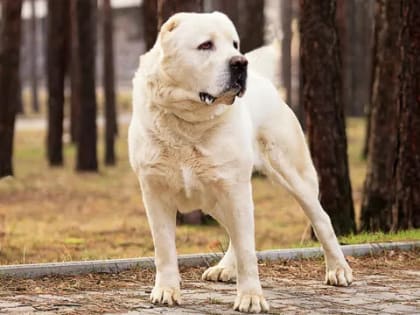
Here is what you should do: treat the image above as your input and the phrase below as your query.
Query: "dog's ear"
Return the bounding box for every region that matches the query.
[160,14,181,36]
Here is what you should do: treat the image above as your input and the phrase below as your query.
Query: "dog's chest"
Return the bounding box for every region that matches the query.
[141,142,224,208]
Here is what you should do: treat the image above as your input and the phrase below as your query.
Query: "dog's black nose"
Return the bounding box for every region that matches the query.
[229,55,248,71]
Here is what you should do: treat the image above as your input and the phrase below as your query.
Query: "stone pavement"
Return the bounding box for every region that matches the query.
[1,269,419,314]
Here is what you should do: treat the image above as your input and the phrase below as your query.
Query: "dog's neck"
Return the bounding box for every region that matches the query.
[147,88,233,144]
[144,72,234,140]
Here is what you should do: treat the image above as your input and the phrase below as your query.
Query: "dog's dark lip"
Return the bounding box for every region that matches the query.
[232,82,246,98]
[237,88,246,97]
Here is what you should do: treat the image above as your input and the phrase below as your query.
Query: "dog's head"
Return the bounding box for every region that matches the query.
[157,12,247,105]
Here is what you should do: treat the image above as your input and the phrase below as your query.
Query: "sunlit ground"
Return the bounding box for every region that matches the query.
[2,116,417,265]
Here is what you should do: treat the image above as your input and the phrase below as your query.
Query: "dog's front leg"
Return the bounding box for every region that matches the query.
[218,182,269,313]
[141,186,181,306]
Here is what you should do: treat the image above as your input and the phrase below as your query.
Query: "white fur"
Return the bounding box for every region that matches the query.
[245,39,281,87]
[128,12,352,313]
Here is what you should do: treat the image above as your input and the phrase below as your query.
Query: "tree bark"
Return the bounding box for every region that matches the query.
[76,0,98,172]
[362,1,382,159]
[0,0,22,177]
[337,0,374,117]
[336,0,353,117]
[352,0,374,117]
[157,0,203,28]
[29,0,39,113]
[361,0,401,232]
[143,0,158,51]
[300,0,355,236]
[393,0,420,230]
[281,0,292,106]
[237,0,265,53]
[46,0,69,166]
[102,0,117,165]
[362,99,372,160]
[69,0,81,144]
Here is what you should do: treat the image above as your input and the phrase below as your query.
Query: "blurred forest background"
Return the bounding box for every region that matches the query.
[0,0,419,265]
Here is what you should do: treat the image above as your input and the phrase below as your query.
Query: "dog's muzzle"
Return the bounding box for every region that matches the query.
[199,55,248,106]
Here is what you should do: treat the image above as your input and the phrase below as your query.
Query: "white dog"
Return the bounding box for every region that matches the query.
[128,12,352,313]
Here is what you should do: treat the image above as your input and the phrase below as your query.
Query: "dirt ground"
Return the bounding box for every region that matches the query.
[0,249,419,314]
[0,119,368,265]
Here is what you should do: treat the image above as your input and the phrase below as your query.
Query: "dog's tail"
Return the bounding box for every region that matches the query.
[245,39,281,88]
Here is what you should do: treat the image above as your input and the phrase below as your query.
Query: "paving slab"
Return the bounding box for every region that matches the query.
[1,245,418,314]
[1,268,420,314]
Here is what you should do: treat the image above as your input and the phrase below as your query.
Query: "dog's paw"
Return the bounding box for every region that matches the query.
[234,293,269,313]
[150,286,182,306]
[202,265,236,282]
[325,260,353,286]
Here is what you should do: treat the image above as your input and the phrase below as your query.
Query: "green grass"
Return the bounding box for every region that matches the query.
[339,229,420,245]
[297,229,420,248]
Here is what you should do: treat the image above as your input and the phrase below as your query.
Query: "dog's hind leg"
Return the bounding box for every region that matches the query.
[202,239,237,282]
[258,131,353,287]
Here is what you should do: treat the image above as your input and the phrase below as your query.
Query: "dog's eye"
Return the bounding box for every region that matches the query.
[198,41,213,50]
[233,41,238,49]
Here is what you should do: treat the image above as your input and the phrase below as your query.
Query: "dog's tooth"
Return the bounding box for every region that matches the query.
[199,93,205,102]
[205,95,213,105]
[199,92,215,105]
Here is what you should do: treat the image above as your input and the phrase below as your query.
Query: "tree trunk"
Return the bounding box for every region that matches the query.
[69,0,81,144]
[336,0,352,117]
[29,0,39,113]
[237,0,265,53]
[337,0,374,117]
[393,0,420,230]
[102,0,117,165]
[76,0,98,172]
[362,100,372,160]
[157,0,203,28]
[360,0,401,232]
[352,0,374,117]
[300,0,355,236]
[0,0,22,177]
[46,0,69,166]
[157,0,205,225]
[362,1,382,159]
[143,0,158,51]
[281,0,292,106]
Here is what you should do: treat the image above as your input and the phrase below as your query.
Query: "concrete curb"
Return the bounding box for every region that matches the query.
[0,241,418,279]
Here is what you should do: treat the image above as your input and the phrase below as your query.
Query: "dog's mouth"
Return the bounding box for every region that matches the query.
[199,92,217,105]
[199,81,246,106]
